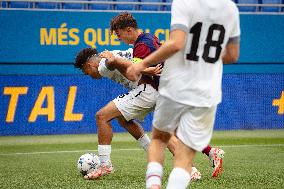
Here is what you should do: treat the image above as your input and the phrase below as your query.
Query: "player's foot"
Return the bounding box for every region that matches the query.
[209,148,225,178]
[84,161,114,180]
[191,167,201,181]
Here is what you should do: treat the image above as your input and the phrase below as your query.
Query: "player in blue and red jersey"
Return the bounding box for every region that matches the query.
[133,32,162,89]
[110,12,162,90]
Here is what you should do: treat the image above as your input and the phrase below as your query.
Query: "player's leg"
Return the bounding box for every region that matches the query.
[85,84,157,180]
[146,96,182,189]
[167,135,201,181]
[172,105,217,187]
[117,117,150,151]
[146,128,171,189]
[95,101,122,144]
[117,117,144,140]
[166,139,196,189]
[114,83,157,151]
[97,83,154,149]
[84,101,122,180]
[168,134,223,180]
[96,101,122,158]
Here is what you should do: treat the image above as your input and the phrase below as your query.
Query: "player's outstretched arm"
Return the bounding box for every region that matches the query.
[99,51,133,77]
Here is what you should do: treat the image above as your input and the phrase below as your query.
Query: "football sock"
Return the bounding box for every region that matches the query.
[166,167,191,189]
[202,145,212,157]
[146,162,163,189]
[137,134,151,151]
[98,145,111,164]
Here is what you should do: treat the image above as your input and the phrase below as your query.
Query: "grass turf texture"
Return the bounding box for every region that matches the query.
[0,130,283,189]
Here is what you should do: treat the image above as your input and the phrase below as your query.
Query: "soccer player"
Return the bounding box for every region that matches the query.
[124,0,241,188]
[74,47,160,180]
[103,11,226,181]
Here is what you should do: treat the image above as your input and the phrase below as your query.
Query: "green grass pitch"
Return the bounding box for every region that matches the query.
[0,130,284,189]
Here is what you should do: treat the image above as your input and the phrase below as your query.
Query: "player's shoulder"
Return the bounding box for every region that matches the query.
[224,0,239,12]
[213,0,239,17]
[111,48,133,59]
[110,49,125,55]
[136,33,155,43]
[134,33,156,49]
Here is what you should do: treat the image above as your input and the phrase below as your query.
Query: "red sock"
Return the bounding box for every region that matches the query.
[202,145,212,157]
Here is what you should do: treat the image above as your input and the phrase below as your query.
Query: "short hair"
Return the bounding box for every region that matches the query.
[110,12,138,34]
[74,48,98,69]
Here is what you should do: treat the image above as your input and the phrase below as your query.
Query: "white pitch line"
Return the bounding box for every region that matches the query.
[0,144,283,156]
[0,149,141,156]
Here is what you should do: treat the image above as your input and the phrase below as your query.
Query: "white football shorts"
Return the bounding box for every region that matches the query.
[113,84,159,121]
[152,95,217,152]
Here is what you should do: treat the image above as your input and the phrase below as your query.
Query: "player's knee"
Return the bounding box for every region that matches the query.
[95,109,107,123]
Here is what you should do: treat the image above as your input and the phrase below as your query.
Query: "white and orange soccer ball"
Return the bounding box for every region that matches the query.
[77,153,100,176]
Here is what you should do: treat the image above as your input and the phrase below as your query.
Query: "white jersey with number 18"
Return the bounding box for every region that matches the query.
[158,0,240,107]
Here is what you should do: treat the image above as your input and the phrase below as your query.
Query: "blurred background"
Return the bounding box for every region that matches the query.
[0,0,283,136]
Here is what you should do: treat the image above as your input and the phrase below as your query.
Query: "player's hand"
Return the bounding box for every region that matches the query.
[126,62,147,81]
[99,50,115,64]
[142,63,162,76]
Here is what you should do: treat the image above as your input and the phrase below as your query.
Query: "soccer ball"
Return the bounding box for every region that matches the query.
[77,153,100,176]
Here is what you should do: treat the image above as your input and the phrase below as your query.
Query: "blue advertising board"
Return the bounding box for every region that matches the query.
[0,10,284,64]
[0,10,170,63]
[0,74,283,136]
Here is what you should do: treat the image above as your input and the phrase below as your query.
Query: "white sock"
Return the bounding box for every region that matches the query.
[166,168,191,189]
[146,162,163,189]
[137,134,151,151]
[98,145,111,164]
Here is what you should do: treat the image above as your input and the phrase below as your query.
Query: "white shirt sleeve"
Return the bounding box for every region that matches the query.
[98,58,113,78]
[230,4,241,38]
[170,0,191,32]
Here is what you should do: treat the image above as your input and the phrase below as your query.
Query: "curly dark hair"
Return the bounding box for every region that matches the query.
[74,48,98,69]
[110,12,138,34]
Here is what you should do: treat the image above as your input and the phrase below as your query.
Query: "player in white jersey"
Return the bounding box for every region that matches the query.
[125,0,240,188]
[74,47,161,180]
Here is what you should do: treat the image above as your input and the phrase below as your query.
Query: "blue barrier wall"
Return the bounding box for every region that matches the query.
[0,10,284,65]
[0,74,283,136]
